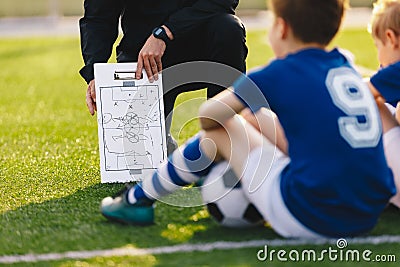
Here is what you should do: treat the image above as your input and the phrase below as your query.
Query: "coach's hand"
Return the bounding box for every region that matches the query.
[136,26,173,82]
[136,36,165,83]
[86,79,97,115]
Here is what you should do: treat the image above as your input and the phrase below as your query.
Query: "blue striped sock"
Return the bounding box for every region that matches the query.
[126,134,214,204]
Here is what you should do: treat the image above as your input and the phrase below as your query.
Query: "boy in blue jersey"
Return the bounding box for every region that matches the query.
[368,0,400,208]
[100,0,395,238]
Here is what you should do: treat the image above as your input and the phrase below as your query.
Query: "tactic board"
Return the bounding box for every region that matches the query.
[94,63,167,183]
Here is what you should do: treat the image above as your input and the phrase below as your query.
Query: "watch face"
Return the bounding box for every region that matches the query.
[155,28,163,36]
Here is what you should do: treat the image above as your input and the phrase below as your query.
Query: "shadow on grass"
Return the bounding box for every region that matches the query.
[0,183,277,256]
[1,184,400,267]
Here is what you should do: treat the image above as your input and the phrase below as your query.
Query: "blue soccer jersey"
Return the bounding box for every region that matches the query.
[370,61,400,106]
[233,48,395,237]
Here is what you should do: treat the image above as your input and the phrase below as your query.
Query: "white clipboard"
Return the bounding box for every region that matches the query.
[94,63,167,183]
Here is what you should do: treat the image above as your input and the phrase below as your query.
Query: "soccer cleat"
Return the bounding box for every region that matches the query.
[100,185,154,225]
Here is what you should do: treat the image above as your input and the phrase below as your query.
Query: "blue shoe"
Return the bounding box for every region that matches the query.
[100,185,154,225]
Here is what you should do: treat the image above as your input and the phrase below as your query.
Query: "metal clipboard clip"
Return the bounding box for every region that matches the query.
[114,71,143,80]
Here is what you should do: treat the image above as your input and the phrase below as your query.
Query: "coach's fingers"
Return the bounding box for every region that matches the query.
[151,57,159,81]
[88,79,96,102]
[155,56,163,81]
[143,55,154,83]
[86,86,96,116]
[136,56,144,80]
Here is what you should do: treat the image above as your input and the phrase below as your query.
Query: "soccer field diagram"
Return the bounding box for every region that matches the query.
[92,62,168,183]
[99,84,166,173]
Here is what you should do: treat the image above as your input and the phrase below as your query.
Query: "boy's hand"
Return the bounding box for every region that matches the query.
[396,102,400,123]
[86,79,97,115]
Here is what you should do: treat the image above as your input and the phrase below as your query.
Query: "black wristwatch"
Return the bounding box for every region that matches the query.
[152,26,171,45]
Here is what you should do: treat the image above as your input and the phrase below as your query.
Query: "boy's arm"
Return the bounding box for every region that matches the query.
[198,89,289,155]
[368,82,399,133]
[241,108,288,155]
[368,81,386,103]
[377,101,399,133]
[199,88,245,130]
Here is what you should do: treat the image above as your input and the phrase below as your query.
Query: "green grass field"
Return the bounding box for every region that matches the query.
[0,29,399,267]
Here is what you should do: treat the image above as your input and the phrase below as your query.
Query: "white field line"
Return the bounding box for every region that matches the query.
[1,235,400,264]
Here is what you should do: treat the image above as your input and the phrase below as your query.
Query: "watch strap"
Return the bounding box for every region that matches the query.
[152,27,170,45]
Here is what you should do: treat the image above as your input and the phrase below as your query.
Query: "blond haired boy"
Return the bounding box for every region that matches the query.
[368,0,400,207]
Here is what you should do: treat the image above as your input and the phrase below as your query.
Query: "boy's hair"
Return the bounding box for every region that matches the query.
[268,0,348,45]
[370,0,400,43]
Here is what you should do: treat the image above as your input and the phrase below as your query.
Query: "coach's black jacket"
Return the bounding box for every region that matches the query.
[79,0,239,83]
